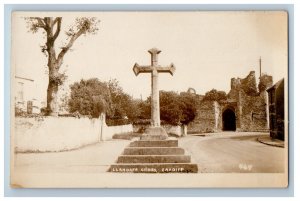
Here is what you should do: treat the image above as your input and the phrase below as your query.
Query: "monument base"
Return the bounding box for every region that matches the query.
[108,139,198,173]
[141,127,168,140]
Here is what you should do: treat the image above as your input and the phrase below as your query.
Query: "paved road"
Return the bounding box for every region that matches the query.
[179,132,286,173]
[13,132,286,174]
[13,140,131,174]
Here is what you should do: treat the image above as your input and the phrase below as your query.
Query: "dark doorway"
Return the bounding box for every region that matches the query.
[222,109,236,131]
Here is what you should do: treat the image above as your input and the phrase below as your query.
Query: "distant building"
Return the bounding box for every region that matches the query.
[187,87,196,94]
[15,76,41,114]
[267,79,285,140]
[188,71,273,133]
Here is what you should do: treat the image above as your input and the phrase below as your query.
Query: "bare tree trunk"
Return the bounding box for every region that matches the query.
[44,17,60,116]
[26,17,96,116]
[47,77,59,116]
[45,50,61,116]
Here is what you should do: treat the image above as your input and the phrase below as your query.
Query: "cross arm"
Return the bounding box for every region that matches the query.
[133,63,152,76]
[157,63,176,76]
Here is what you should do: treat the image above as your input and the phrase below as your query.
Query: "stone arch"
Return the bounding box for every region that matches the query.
[222,107,236,131]
[187,87,196,94]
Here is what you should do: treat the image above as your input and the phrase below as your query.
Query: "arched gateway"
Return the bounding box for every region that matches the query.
[222,108,236,131]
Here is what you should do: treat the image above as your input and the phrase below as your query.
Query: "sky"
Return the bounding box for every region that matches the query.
[12,11,288,102]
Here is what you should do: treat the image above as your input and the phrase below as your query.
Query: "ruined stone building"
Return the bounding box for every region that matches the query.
[188,71,273,133]
[267,79,285,140]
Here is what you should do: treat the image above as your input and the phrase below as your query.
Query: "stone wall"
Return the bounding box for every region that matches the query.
[14,116,133,153]
[238,91,268,131]
[188,100,219,133]
[189,71,273,133]
[240,71,258,96]
[228,71,272,131]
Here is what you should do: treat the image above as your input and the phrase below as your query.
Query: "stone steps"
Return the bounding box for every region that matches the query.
[108,138,198,173]
[109,163,198,173]
[129,140,178,147]
[123,147,185,155]
[117,155,191,163]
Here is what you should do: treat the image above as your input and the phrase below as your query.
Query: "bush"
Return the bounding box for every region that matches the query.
[15,106,26,116]
[132,119,168,126]
[133,119,151,125]
[160,91,198,125]
[202,89,227,102]
[40,107,51,116]
[68,78,112,118]
[106,118,131,126]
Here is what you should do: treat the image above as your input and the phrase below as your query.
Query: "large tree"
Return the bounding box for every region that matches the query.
[159,91,198,125]
[68,78,112,118]
[26,17,99,116]
[160,91,181,125]
[106,79,137,120]
[178,93,198,125]
[68,78,141,120]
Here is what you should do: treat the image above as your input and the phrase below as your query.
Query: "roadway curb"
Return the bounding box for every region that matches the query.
[257,136,284,148]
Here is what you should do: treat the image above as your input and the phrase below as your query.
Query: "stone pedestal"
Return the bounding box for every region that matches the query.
[108,139,198,173]
[140,127,168,140]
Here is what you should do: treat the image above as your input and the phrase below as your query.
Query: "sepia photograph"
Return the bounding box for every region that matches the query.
[10,11,288,188]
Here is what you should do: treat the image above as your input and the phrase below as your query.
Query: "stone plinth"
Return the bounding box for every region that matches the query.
[129,140,178,147]
[123,147,184,155]
[140,127,168,140]
[117,155,191,163]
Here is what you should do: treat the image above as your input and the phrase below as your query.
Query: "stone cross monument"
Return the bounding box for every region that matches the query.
[109,55,197,173]
[133,48,175,140]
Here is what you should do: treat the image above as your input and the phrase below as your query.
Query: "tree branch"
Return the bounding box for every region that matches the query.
[30,17,46,28]
[26,17,47,33]
[51,17,59,27]
[52,17,62,40]
[57,28,85,65]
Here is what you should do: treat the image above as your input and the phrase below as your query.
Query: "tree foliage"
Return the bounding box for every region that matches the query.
[136,99,151,120]
[68,78,199,124]
[68,78,140,120]
[179,93,198,124]
[68,79,112,118]
[160,91,181,125]
[159,91,198,125]
[202,89,227,102]
[106,79,137,120]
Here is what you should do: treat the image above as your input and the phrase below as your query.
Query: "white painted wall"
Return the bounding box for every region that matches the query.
[101,124,133,141]
[164,125,182,137]
[15,116,133,153]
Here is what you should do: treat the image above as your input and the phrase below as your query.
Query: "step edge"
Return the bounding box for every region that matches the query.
[118,155,190,157]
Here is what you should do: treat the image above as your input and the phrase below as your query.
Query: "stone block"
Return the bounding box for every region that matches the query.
[142,127,168,140]
[123,147,185,155]
[117,155,191,163]
[140,134,169,140]
[129,140,178,147]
